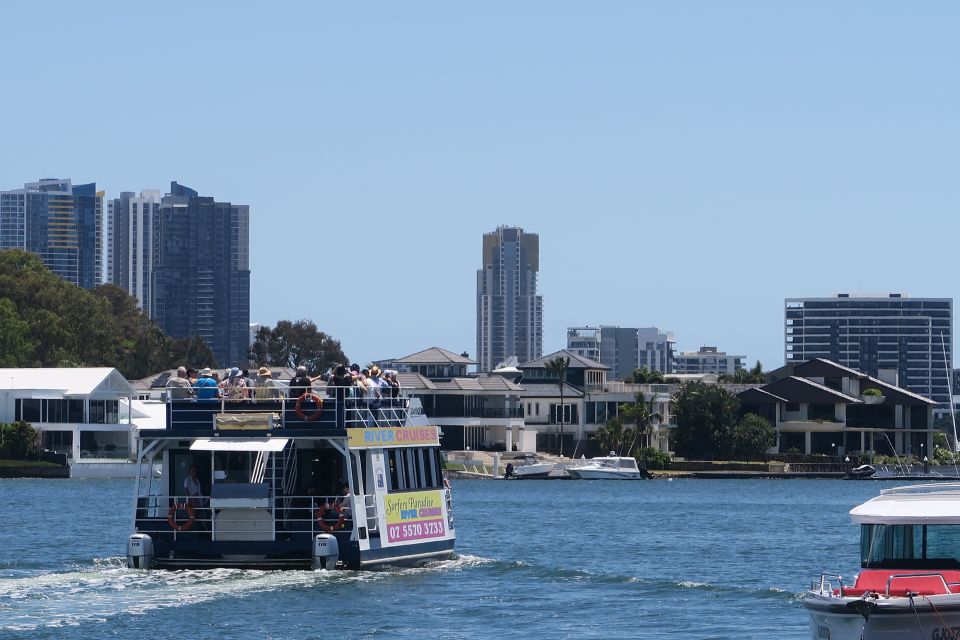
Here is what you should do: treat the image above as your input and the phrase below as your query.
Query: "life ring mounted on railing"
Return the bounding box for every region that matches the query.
[295,393,324,421]
[316,502,345,532]
[167,502,196,531]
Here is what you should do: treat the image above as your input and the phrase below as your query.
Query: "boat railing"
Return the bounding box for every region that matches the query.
[813,573,844,596]
[886,572,951,596]
[135,493,372,539]
[165,390,414,431]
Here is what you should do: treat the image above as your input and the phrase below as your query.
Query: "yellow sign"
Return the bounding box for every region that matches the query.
[347,426,440,449]
[383,490,446,543]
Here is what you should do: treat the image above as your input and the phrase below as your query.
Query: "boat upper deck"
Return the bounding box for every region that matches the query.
[158,393,414,438]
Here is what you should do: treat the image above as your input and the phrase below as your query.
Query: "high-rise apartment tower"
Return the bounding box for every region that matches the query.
[0,178,103,289]
[150,182,250,367]
[476,226,542,372]
[109,190,162,315]
[785,294,952,408]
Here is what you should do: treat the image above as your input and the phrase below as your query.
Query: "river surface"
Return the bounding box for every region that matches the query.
[0,477,885,639]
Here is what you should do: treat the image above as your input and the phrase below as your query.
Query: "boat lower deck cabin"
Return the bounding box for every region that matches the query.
[127,394,455,570]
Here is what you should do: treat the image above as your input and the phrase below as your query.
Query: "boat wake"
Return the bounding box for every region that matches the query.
[0,553,497,632]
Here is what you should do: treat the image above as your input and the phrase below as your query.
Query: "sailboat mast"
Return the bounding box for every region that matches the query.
[941,332,959,454]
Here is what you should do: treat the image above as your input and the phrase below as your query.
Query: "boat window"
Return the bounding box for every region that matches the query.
[387,449,401,491]
[405,449,418,488]
[416,449,427,487]
[215,452,253,484]
[862,524,960,568]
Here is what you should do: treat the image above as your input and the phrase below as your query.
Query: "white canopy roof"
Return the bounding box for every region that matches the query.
[190,438,289,452]
[0,367,133,397]
[850,484,960,525]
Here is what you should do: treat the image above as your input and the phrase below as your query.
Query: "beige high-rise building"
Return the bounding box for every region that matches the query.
[476,226,542,372]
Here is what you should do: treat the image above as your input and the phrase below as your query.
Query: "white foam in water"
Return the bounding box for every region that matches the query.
[0,554,490,632]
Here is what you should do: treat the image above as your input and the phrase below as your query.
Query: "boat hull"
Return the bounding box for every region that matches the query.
[567,468,642,480]
[512,463,558,479]
[804,592,960,639]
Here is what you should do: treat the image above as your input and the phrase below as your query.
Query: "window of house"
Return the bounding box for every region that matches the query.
[785,402,800,413]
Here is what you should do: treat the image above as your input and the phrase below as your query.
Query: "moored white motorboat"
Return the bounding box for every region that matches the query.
[508,454,559,479]
[803,483,960,639]
[566,455,647,480]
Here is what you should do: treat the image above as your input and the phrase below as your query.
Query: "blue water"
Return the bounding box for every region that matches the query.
[0,478,885,639]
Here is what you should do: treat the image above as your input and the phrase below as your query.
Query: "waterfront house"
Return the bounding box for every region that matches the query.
[737,358,936,456]
[0,367,165,477]
[519,350,674,455]
[374,347,525,451]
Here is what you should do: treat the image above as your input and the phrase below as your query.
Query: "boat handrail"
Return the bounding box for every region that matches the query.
[135,493,371,539]
[885,572,951,596]
[165,392,414,431]
[814,573,844,596]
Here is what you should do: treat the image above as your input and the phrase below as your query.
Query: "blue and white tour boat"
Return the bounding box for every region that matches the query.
[126,389,455,570]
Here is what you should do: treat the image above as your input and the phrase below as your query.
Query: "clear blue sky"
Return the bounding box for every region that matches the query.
[2,2,958,369]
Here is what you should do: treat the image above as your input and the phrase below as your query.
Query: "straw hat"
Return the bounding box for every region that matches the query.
[257,366,272,377]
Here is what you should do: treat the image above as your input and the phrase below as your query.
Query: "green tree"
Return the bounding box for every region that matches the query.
[671,381,741,459]
[730,413,776,459]
[0,298,36,366]
[0,249,216,377]
[167,336,219,370]
[593,417,635,456]
[0,421,40,459]
[619,391,663,451]
[719,360,766,384]
[545,355,571,456]
[250,320,348,373]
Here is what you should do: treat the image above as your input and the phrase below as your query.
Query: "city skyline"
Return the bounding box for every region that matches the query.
[1,3,958,369]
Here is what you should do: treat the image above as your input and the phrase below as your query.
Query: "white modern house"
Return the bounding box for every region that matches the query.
[519,350,674,455]
[0,368,165,478]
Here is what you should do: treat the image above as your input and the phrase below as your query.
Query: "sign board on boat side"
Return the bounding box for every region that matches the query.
[347,426,440,449]
[383,489,447,544]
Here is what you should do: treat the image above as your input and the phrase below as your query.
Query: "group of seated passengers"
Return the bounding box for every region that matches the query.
[164,363,402,403]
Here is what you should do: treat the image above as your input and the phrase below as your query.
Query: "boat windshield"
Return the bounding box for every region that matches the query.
[861,524,960,569]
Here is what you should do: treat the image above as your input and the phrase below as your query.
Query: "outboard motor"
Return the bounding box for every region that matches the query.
[127,534,153,570]
[313,533,339,570]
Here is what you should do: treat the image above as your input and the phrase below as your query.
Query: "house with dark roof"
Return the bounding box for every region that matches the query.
[737,358,936,456]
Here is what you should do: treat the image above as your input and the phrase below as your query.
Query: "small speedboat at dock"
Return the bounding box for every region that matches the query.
[566,455,649,480]
[803,482,960,639]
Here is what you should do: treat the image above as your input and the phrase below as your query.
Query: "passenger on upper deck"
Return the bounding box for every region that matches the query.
[365,366,385,425]
[166,366,195,400]
[252,366,281,400]
[220,367,248,400]
[194,368,220,400]
[288,366,314,399]
[384,370,401,398]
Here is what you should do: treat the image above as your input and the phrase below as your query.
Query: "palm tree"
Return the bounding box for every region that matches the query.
[545,355,571,456]
[620,392,663,452]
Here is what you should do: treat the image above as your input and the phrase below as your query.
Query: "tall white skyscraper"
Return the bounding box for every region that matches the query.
[108,190,161,314]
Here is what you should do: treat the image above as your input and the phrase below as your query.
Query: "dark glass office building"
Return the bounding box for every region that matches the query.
[0,179,103,289]
[151,182,250,367]
[785,294,952,409]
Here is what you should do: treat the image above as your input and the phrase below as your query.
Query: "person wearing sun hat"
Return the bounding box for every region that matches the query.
[194,367,220,400]
[253,366,280,400]
[220,366,248,401]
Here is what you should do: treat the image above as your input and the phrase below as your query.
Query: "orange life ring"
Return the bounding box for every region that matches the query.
[316,502,345,532]
[295,392,324,421]
[168,502,196,531]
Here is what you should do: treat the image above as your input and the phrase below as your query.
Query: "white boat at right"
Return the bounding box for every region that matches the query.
[803,483,960,639]
[566,455,649,480]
